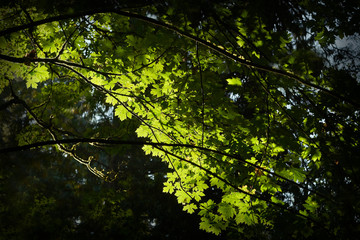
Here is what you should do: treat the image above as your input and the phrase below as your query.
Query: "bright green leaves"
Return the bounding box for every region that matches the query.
[199,199,226,235]
[36,22,58,38]
[279,167,306,183]
[74,35,87,49]
[1,5,357,239]
[42,38,61,54]
[183,203,197,214]
[164,158,209,205]
[259,180,282,194]
[311,149,322,161]
[299,136,322,163]
[210,177,226,189]
[150,84,163,97]
[35,21,67,58]
[88,72,107,86]
[26,64,50,88]
[223,191,245,206]
[218,203,236,220]
[114,104,132,121]
[270,145,285,156]
[175,190,192,204]
[221,191,254,223]
[199,216,223,235]
[226,77,242,86]
[136,125,151,138]
[163,181,175,194]
[197,189,261,235]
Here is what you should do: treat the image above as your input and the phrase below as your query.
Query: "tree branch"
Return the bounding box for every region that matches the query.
[1,9,358,108]
[111,10,360,108]
[154,145,324,227]
[0,9,114,37]
[0,137,333,202]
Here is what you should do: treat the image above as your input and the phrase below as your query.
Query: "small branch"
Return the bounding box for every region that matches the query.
[8,90,104,178]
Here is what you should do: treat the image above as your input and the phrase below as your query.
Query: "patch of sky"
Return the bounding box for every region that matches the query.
[147,171,155,180]
[228,92,240,101]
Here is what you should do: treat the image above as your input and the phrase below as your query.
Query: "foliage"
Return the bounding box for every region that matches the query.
[0,82,218,239]
[1,1,360,239]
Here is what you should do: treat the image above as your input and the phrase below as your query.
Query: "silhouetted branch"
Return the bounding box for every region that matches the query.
[0,137,333,202]
[1,8,358,108]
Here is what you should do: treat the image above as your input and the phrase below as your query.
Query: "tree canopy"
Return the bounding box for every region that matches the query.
[1,1,360,239]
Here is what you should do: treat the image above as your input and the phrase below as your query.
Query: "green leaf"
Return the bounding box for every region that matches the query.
[311,149,322,161]
[183,203,197,214]
[218,203,236,219]
[314,31,324,41]
[199,217,222,235]
[271,196,285,205]
[175,190,191,204]
[235,213,254,225]
[292,168,306,182]
[163,181,175,194]
[303,196,319,213]
[114,105,128,121]
[136,125,150,138]
[210,177,225,189]
[26,65,50,88]
[223,192,243,205]
[226,77,242,86]
[252,51,260,59]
